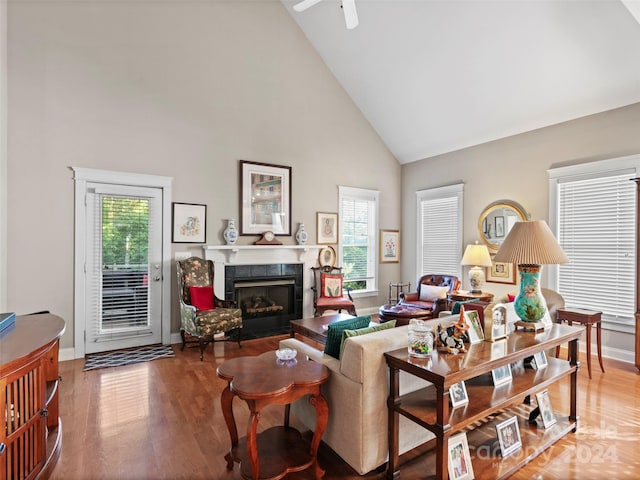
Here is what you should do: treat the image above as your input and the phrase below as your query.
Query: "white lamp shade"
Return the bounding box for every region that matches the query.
[461,243,493,268]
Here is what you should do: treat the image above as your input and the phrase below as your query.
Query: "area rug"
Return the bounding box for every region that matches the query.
[83,344,175,371]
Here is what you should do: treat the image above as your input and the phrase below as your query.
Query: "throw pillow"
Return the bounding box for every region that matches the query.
[321,273,343,298]
[419,284,449,302]
[339,320,397,358]
[323,315,371,359]
[189,286,215,311]
[507,293,516,302]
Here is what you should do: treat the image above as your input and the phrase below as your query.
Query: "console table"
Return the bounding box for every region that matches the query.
[385,323,582,480]
[217,351,330,479]
[0,313,65,480]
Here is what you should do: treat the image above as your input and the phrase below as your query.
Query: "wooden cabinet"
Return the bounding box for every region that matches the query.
[384,323,582,480]
[1,313,65,479]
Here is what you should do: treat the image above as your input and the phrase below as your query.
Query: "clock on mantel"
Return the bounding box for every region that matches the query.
[254,231,283,245]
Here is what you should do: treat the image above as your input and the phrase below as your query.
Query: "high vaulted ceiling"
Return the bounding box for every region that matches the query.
[281,0,640,164]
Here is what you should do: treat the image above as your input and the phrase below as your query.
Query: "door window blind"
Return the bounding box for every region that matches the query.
[557,171,636,327]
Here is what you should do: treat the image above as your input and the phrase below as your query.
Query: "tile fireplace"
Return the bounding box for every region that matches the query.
[203,245,321,337]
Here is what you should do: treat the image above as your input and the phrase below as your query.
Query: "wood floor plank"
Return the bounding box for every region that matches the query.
[49,337,640,479]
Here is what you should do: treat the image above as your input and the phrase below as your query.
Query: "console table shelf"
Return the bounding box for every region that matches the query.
[385,323,582,480]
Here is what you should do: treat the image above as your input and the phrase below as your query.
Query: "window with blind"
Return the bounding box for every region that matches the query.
[549,156,640,332]
[339,186,379,294]
[416,184,463,278]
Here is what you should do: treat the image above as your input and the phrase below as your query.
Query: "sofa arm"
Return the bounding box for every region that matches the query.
[278,338,341,372]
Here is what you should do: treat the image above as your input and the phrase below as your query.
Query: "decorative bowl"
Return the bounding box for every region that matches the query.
[275,348,297,361]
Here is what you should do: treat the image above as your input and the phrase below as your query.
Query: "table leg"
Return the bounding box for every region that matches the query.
[309,393,328,479]
[569,338,580,432]
[585,322,593,379]
[387,366,400,479]
[597,321,605,373]
[246,402,261,480]
[221,385,238,470]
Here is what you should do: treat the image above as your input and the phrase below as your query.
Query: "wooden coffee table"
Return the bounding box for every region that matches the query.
[217,351,330,479]
[289,313,355,345]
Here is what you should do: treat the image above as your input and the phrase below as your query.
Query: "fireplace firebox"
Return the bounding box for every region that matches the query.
[225,263,303,339]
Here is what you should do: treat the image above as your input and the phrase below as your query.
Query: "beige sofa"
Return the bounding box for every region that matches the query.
[279,320,443,475]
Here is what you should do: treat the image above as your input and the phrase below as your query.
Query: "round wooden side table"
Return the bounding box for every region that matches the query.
[217,351,330,479]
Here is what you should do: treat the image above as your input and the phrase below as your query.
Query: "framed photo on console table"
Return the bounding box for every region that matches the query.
[447,432,474,480]
[240,160,291,235]
[449,381,469,408]
[496,416,522,458]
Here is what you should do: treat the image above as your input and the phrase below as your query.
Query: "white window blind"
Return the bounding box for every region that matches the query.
[556,170,636,327]
[339,186,379,293]
[416,184,463,277]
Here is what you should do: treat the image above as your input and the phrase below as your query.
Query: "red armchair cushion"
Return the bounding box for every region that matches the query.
[189,286,215,311]
[321,273,343,297]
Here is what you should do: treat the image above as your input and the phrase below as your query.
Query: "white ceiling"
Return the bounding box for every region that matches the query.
[281,0,640,164]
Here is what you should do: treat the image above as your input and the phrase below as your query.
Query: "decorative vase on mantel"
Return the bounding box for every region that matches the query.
[223,219,238,245]
[295,223,308,245]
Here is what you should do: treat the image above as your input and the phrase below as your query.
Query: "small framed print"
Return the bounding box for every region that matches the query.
[380,229,400,263]
[172,202,207,243]
[447,432,474,480]
[535,389,557,428]
[495,215,505,237]
[491,364,512,386]
[464,309,484,344]
[317,212,338,244]
[486,255,516,285]
[484,304,508,342]
[449,381,469,408]
[534,351,548,369]
[496,416,522,458]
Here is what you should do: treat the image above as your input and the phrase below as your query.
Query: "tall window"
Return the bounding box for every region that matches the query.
[339,186,379,295]
[416,184,463,278]
[549,155,639,332]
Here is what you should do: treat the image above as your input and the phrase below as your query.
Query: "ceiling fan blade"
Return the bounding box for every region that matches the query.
[341,0,359,29]
[293,0,324,12]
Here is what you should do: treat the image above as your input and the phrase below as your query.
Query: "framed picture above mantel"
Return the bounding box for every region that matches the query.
[240,160,292,236]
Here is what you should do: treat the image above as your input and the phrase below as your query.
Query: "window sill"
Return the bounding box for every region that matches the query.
[349,289,379,299]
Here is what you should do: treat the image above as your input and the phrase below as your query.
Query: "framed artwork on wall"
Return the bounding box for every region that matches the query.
[317,212,338,244]
[486,255,516,285]
[240,160,291,236]
[172,202,206,243]
[380,229,400,263]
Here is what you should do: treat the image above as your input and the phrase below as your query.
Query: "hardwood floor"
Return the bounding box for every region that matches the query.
[50,336,640,480]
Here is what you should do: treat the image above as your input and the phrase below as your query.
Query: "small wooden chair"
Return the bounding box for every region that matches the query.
[311,266,357,317]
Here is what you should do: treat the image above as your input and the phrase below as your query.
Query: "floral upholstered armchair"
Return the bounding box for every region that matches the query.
[176,257,242,360]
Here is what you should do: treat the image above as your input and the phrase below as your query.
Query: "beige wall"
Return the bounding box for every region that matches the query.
[7,1,401,350]
[402,102,640,360]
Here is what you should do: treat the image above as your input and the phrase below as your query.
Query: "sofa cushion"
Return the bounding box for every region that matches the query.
[419,284,449,302]
[339,320,397,358]
[324,315,372,359]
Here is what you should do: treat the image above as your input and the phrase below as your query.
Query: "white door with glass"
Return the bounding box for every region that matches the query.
[84,183,163,353]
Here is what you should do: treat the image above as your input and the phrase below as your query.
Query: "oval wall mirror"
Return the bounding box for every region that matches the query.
[478,200,530,252]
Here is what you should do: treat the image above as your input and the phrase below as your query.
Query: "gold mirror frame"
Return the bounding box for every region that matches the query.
[478,200,530,252]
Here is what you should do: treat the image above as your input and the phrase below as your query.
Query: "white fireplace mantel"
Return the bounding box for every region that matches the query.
[202,244,322,318]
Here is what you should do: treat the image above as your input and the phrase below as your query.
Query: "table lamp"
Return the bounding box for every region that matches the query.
[493,220,568,330]
[460,242,493,293]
